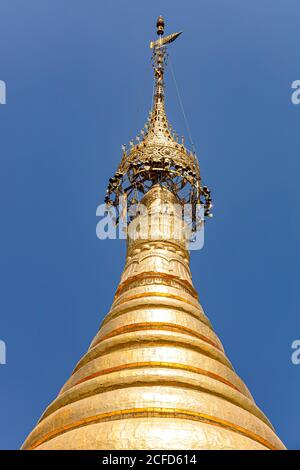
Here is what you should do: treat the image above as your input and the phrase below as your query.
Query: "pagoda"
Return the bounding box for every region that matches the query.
[22,17,285,450]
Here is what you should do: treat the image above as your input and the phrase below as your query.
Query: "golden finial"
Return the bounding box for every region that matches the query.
[105,17,213,226]
[150,16,182,49]
[156,15,164,36]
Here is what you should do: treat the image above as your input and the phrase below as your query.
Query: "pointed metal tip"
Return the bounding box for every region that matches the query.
[156,16,165,36]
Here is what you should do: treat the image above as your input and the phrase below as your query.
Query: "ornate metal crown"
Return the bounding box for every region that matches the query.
[105,16,212,230]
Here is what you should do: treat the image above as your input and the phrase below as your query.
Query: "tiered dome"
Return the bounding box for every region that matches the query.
[22,186,285,450]
[22,17,285,450]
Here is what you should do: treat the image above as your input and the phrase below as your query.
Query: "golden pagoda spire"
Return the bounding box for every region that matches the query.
[22,17,285,450]
[146,17,182,147]
[105,16,212,227]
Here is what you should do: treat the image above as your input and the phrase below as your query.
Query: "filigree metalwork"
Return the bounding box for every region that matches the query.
[105,16,213,229]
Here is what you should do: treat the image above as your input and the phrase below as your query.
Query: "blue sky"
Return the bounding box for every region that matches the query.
[0,0,299,449]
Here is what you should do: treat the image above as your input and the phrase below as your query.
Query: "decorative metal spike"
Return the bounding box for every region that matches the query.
[103,18,212,233]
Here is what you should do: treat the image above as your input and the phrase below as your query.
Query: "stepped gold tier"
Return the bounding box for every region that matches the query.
[22,17,285,450]
[22,186,285,450]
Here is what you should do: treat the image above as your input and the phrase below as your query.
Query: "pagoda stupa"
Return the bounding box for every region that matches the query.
[22,17,285,450]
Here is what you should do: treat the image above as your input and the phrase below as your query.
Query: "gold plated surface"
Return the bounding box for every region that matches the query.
[22,186,286,450]
[22,17,285,450]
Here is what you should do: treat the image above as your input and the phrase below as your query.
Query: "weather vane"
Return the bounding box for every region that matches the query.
[150,16,182,49]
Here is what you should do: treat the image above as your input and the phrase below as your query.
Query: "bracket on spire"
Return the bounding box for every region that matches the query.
[150,31,182,50]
